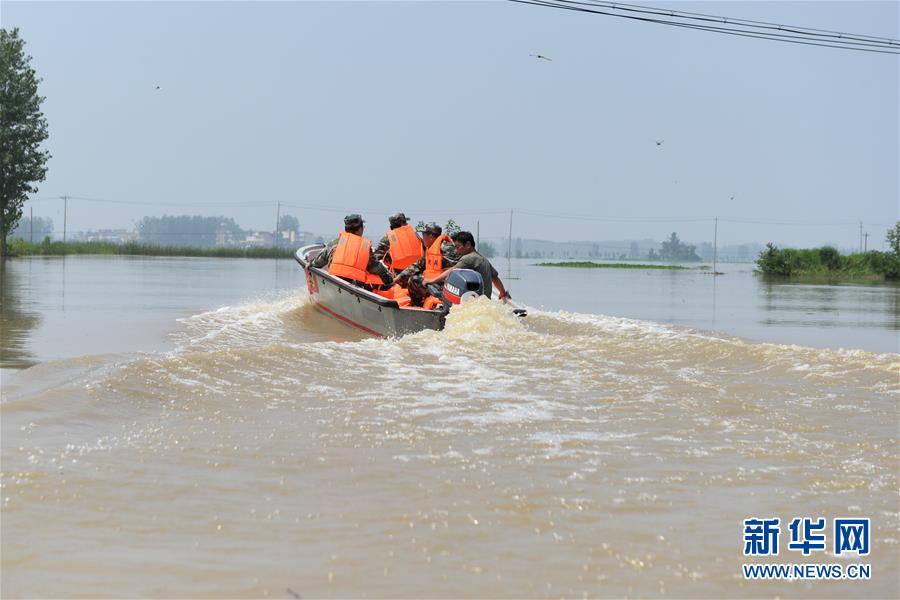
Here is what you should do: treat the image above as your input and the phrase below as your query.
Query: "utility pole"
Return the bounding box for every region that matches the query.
[713,216,718,274]
[859,221,863,252]
[274,201,281,247]
[507,209,513,281]
[864,232,869,252]
[63,195,68,242]
[476,220,480,247]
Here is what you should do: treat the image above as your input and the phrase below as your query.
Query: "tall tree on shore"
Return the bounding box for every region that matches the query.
[887,222,900,256]
[1,28,51,258]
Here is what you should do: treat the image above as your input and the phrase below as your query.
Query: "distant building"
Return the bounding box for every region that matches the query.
[75,229,136,244]
[242,231,275,247]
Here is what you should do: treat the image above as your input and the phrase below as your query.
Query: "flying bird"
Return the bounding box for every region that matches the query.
[155,85,161,90]
[530,54,552,61]
[655,140,664,146]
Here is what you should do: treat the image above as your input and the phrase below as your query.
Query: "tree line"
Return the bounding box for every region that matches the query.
[756,223,900,280]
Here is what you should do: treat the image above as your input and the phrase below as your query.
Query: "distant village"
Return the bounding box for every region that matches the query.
[13,214,767,262]
[12,214,325,249]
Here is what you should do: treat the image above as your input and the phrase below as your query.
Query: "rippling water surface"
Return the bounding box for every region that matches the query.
[1,256,898,598]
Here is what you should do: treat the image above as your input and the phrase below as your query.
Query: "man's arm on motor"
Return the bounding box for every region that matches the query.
[493,276,511,302]
[424,267,455,285]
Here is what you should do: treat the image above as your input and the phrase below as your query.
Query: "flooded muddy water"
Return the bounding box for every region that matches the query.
[2,256,898,597]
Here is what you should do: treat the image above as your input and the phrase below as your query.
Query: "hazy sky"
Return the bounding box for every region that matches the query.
[5,1,898,248]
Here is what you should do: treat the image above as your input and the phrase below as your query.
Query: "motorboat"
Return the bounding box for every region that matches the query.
[294,244,446,337]
[295,243,525,337]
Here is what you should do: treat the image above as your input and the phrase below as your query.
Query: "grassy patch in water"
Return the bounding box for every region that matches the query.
[756,243,899,281]
[535,261,695,270]
[7,238,295,259]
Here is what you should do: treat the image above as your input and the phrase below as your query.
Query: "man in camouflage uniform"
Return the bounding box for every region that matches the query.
[373,212,417,267]
[311,214,392,289]
[426,230,510,301]
[393,222,459,306]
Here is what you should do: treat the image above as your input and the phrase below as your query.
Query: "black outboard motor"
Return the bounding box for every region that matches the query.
[441,269,483,310]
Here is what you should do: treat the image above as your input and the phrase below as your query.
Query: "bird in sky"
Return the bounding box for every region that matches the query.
[155,85,160,90]
[656,140,664,146]
[530,54,552,61]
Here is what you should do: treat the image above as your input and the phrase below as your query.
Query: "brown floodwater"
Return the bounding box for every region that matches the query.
[1,256,898,598]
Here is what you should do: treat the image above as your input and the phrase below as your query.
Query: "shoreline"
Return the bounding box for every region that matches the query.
[5,239,296,259]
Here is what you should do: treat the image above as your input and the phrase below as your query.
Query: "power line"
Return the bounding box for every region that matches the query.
[554,0,899,46]
[517,209,711,222]
[279,202,509,217]
[24,195,894,230]
[29,195,271,207]
[509,0,900,55]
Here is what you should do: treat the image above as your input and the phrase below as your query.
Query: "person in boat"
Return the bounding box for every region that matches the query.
[425,230,511,302]
[393,222,459,306]
[311,214,393,290]
[373,212,425,273]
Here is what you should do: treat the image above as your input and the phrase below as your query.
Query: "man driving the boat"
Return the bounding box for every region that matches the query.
[373,212,425,274]
[393,222,459,307]
[311,214,393,290]
[425,231,511,302]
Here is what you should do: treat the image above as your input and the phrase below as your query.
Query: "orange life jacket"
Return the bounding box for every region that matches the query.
[329,231,381,285]
[386,224,424,271]
[422,295,442,310]
[393,285,411,307]
[424,234,454,279]
[372,284,412,307]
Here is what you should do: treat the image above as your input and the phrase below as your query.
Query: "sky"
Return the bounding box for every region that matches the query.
[4,1,898,249]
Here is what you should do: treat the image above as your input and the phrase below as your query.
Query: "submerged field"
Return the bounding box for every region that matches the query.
[536,261,697,270]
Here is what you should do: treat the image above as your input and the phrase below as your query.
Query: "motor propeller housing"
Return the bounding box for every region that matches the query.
[441,269,484,308]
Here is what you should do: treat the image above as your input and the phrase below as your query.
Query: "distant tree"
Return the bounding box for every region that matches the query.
[1,28,51,257]
[659,232,701,261]
[887,222,900,256]
[278,214,300,234]
[818,246,841,270]
[647,248,657,260]
[479,240,497,258]
[275,214,300,246]
[515,237,523,258]
[756,242,791,276]
[137,215,244,247]
[629,241,639,259]
[11,215,53,240]
[444,219,461,236]
[415,218,461,236]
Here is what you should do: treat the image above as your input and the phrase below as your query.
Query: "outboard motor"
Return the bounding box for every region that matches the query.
[441,269,483,310]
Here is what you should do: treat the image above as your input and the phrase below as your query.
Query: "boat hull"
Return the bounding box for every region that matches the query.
[295,245,444,337]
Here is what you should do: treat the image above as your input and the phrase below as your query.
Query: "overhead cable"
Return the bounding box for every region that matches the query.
[509,0,900,55]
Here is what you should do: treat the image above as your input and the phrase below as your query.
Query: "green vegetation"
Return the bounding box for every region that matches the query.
[1,28,51,258]
[479,240,497,258]
[536,261,693,270]
[137,215,248,247]
[887,222,900,255]
[7,238,295,259]
[658,232,701,262]
[756,241,900,281]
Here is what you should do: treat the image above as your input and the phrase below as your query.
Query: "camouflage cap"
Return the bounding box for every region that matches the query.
[343,214,365,228]
[388,212,408,228]
[417,222,442,235]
